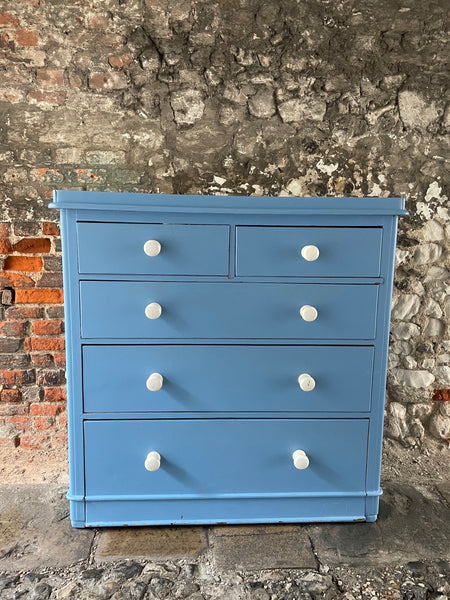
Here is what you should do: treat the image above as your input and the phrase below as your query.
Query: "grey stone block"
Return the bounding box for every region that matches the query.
[213,524,316,571]
[0,484,94,570]
[306,483,450,566]
[95,526,208,561]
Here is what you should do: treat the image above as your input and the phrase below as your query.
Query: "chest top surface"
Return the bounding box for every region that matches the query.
[50,190,407,216]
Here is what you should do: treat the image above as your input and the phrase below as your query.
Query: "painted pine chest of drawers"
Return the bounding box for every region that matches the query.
[50,191,407,527]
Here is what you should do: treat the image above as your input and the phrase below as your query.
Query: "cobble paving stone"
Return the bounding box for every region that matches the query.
[305,484,450,567]
[0,482,449,599]
[95,527,208,561]
[213,525,316,571]
[0,559,449,600]
[0,485,94,571]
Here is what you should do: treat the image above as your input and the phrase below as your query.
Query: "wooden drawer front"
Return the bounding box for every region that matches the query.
[83,345,374,413]
[80,281,378,340]
[236,227,382,277]
[84,419,369,498]
[77,222,229,275]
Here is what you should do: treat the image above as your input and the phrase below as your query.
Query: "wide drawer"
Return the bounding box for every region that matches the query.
[80,281,378,339]
[84,419,369,498]
[83,345,374,413]
[236,226,382,277]
[77,222,229,275]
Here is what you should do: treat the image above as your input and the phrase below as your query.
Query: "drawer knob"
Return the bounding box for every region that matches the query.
[144,451,161,472]
[146,372,164,392]
[298,373,316,392]
[301,245,320,261]
[145,302,162,320]
[143,240,162,257]
[299,305,318,322]
[292,449,310,470]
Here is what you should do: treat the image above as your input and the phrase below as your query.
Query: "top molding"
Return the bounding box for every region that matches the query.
[49,190,408,216]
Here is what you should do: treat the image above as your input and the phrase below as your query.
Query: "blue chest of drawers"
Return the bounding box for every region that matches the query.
[50,191,407,527]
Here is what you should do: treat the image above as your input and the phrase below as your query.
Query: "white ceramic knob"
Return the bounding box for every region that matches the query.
[292,449,309,470]
[301,245,320,262]
[298,373,316,392]
[145,302,162,320]
[299,305,318,322]
[144,451,161,472]
[146,373,164,392]
[143,240,161,257]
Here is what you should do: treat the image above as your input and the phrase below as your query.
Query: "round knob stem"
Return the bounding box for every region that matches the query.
[298,373,316,392]
[293,449,309,470]
[299,305,318,322]
[146,373,164,392]
[301,245,320,262]
[145,302,162,320]
[145,451,161,471]
[144,240,162,257]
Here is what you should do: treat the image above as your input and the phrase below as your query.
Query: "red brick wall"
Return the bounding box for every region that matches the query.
[0,220,67,449]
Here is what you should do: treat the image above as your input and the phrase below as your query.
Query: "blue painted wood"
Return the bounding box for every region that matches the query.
[82,338,376,346]
[365,216,399,518]
[84,419,369,499]
[82,411,373,420]
[50,191,406,527]
[84,490,377,501]
[76,208,401,228]
[81,338,377,346]
[85,496,367,526]
[83,345,374,413]
[60,210,86,526]
[51,190,408,216]
[80,281,379,340]
[77,222,229,275]
[236,226,382,277]
[75,273,386,284]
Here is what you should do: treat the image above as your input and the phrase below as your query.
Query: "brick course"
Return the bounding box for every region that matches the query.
[31,320,63,335]
[27,90,67,108]
[1,389,22,403]
[36,69,64,87]
[13,238,51,254]
[4,256,43,272]
[14,30,39,47]
[15,289,64,304]
[0,13,19,27]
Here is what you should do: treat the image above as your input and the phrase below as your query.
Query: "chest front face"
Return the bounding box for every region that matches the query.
[52,192,405,527]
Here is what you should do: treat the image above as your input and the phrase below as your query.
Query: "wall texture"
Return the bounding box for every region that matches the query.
[0,0,449,449]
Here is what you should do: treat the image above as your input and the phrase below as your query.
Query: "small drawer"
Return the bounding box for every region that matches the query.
[77,222,229,275]
[83,345,374,413]
[84,419,369,498]
[80,281,378,340]
[236,227,382,277]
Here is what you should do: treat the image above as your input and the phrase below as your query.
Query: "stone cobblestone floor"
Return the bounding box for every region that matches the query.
[1,441,449,599]
[0,480,449,600]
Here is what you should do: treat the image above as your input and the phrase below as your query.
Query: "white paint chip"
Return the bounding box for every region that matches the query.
[316,159,338,176]
[425,181,442,202]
